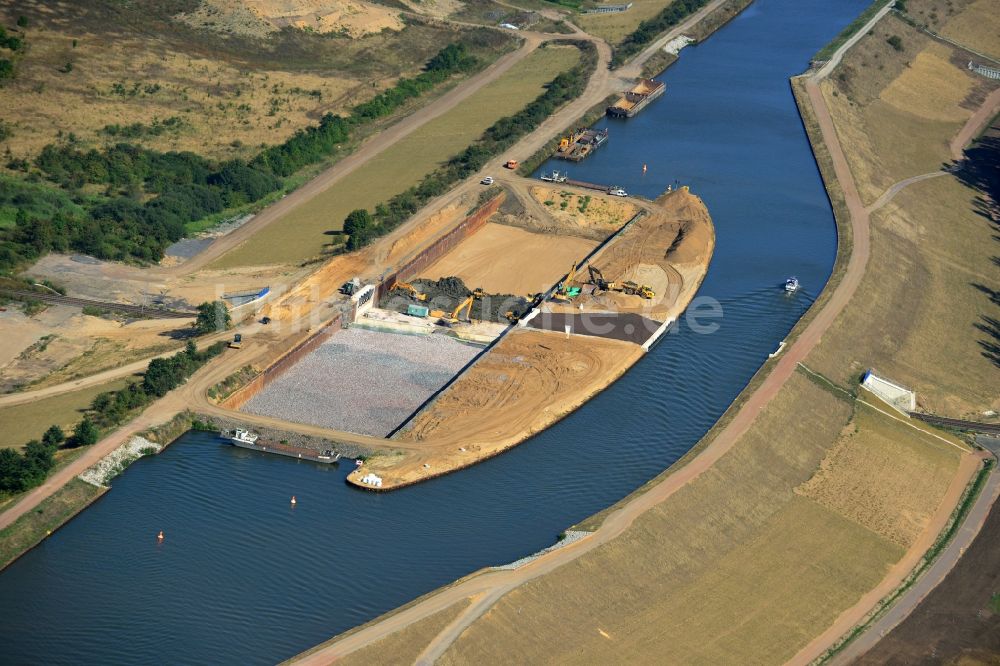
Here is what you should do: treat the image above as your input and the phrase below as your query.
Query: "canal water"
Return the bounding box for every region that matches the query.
[0,1,868,663]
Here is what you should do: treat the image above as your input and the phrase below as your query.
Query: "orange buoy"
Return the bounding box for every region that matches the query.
[290,496,297,505]
[157,530,164,542]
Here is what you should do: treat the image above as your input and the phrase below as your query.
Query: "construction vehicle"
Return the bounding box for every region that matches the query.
[438,288,487,325]
[587,265,619,293]
[505,159,519,169]
[229,333,243,349]
[339,277,361,296]
[394,280,428,302]
[552,262,581,302]
[622,281,655,299]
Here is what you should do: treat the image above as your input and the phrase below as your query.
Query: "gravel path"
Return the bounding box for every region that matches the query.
[242,327,482,437]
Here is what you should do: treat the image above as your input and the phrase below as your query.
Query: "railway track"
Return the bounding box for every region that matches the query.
[910,412,1000,435]
[0,289,195,320]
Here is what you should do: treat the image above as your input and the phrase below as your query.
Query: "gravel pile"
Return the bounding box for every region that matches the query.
[241,327,482,437]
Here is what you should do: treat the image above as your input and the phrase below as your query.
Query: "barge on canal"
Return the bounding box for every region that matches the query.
[607,78,665,118]
[554,128,608,162]
[221,428,341,464]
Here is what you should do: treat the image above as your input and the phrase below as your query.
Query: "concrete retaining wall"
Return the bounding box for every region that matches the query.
[222,313,343,410]
[378,192,505,301]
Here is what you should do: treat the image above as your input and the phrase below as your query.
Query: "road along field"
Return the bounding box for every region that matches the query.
[213,45,583,268]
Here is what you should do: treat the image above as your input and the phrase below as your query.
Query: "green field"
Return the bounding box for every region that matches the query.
[0,378,131,449]
[213,45,582,268]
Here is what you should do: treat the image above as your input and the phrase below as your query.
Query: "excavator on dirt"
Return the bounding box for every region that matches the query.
[439,288,484,325]
[587,265,654,299]
[394,280,428,302]
[552,262,582,302]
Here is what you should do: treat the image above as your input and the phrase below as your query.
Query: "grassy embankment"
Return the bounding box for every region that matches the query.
[313,1,999,661]
[214,45,583,268]
[814,0,893,61]
[0,478,105,571]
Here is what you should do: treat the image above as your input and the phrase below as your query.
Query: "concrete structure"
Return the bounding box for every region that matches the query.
[584,2,632,14]
[860,370,916,414]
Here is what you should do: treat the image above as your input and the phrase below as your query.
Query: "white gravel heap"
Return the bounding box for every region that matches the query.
[241,327,482,437]
[494,531,590,570]
[79,436,162,487]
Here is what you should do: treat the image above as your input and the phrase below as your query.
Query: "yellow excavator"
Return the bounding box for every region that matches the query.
[552,262,581,302]
[439,289,484,325]
[394,280,427,302]
[587,265,654,299]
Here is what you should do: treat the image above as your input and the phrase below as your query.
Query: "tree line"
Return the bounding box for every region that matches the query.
[343,42,596,251]
[0,43,480,274]
[0,340,226,496]
[612,0,712,66]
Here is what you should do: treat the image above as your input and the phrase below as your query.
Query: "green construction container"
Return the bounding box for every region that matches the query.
[407,304,430,318]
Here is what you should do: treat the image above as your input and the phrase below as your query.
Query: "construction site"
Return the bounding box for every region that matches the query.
[207,176,714,491]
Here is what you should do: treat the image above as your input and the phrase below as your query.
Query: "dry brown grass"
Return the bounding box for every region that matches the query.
[0,377,130,448]
[177,0,405,39]
[796,403,962,548]
[806,174,999,416]
[331,599,472,666]
[0,12,362,164]
[575,0,677,45]
[436,376,911,664]
[938,0,1000,59]
[215,45,582,267]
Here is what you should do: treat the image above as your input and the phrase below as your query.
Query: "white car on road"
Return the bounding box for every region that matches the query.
[608,187,627,197]
[481,176,494,185]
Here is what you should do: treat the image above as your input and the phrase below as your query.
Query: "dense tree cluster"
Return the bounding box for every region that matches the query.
[613,0,711,65]
[0,340,226,496]
[0,44,478,274]
[193,300,232,335]
[343,43,595,249]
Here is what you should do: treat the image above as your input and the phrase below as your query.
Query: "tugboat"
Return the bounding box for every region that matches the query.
[223,428,259,445]
[784,277,800,293]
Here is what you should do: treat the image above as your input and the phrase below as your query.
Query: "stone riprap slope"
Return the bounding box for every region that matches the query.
[241,327,481,437]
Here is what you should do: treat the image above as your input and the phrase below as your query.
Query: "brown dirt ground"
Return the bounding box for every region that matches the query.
[547,187,715,323]
[417,222,598,295]
[0,306,183,391]
[529,185,638,236]
[854,493,1000,665]
[349,328,644,488]
[178,0,405,39]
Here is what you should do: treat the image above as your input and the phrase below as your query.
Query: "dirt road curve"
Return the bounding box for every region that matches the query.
[829,459,999,665]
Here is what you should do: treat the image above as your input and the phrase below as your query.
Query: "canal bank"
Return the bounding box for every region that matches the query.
[0,1,870,663]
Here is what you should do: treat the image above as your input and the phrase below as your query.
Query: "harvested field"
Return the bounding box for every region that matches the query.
[417,222,598,295]
[353,328,644,487]
[854,487,1000,665]
[0,377,131,449]
[241,327,482,437]
[795,403,963,548]
[938,0,1000,59]
[215,46,583,267]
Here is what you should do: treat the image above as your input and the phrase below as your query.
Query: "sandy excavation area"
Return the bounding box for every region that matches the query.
[418,223,598,296]
[348,328,644,488]
[241,327,482,437]
[547,187,715,324]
